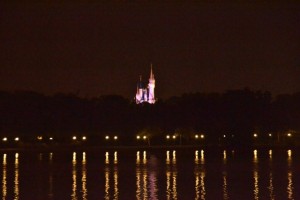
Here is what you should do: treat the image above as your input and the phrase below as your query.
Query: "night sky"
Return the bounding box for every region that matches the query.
[1,2,299,99]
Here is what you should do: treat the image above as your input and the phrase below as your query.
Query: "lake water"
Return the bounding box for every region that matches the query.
[0,147,299,200]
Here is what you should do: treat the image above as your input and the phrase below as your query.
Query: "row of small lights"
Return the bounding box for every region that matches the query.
[166,134,205,139]
[3,133,292,142]
[253,133,292,138]
[2,134,205,142]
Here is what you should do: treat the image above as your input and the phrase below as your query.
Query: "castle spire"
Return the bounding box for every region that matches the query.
[150,63,154,79]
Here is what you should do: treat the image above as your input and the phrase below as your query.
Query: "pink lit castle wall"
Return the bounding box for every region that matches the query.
[135,64,156,104]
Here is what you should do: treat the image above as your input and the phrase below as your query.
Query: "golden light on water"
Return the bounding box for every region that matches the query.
[223,150,227,161]
[14,153,19,200]
[114,166,119,200]
[143,151,147,164]
[82,152,87,200]
[143,170,148,200]
[105,167,110,200]
[2,154,7,199]
[166,151,170,164]
[223,174,229,200]
[287,172,294,200]
[136,168,141,200]
[136,151,140,164]
[195,171,206,200]
[195,150,199,164]
[268,172,275,200]
[253,150,258,162]
[72,152,76,164]
[269,150,272,159]
[71,152,77,200]
[49,152,53,162]
[253,149,259,200]
[200,150,204,164]
[172,151,176,164]
[105,152,109,164]
[114,151,118,164]
[253,171,259,200]
[166,168,177,200]
[287,149,294,200]
[288,150,292,158]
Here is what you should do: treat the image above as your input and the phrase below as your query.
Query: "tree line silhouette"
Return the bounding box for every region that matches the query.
[0,88,299,146]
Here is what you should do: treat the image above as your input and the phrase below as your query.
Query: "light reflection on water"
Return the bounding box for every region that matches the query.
[14,153,19,200]
[195,150,205,200]
[166,150,177,200]
[222,150,229,200]
[136,151,159,200]
[253,150,259,200]
[0,149,299,199]
[287,150,294,200]
[2,154,7,199]
[71,152,77,200]
[105,151,119,200]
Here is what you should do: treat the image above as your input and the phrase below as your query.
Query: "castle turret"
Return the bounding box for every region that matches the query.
[135,64,156,104]
[148,64,155,104]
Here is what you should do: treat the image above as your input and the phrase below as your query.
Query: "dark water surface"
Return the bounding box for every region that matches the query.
[0,147,299,200]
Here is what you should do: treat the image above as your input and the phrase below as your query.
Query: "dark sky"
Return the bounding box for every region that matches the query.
[1,2,299,99]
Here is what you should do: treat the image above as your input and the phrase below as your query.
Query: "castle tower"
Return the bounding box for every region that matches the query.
[135,64,156,104]
[148,64,155,104]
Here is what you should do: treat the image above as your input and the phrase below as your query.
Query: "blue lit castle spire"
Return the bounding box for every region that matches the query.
[135,64,156,104]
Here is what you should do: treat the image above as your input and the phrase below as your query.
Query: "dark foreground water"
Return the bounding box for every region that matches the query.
[0,147,299,200]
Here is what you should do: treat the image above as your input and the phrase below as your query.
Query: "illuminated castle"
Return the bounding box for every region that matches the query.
[135,65,156,104]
